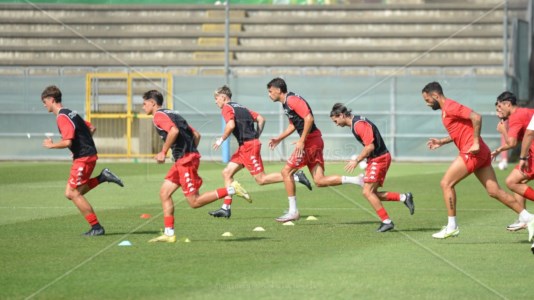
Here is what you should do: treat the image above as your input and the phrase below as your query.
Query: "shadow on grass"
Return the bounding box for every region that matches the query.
[104,230,160,236]
[338,221,377,225]
[218,237,270,242]
[399,227,440,233]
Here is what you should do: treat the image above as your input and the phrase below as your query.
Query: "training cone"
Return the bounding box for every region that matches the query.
[140,213,151,219]
[282,221,295,226]
[118,240,132,246]
[183,238,191,243]
[306,216,318,221]
[253,227,265,232]
[222,232,233,237]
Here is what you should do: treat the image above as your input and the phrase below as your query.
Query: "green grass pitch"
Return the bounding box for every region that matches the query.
[1,161,533,299]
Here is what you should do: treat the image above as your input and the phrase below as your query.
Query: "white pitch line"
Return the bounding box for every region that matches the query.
[328,186,509,300]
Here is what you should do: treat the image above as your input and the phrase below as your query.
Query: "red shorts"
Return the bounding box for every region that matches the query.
[230,139,264,175]
[165,152,203,196]
[460,145,491,173]
[68,155,98,188]
[287,133,324,171]
[363,152,391,187]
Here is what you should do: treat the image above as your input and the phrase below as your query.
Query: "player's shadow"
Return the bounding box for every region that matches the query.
[104,230,160,236]
[338,221,377,225]
[399,227,440,233]
[218,237,270,242]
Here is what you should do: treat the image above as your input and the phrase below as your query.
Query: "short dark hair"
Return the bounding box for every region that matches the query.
[267,77,287,93]
[143,90,164,106]
[496,91,517,105]
[330,103,352,117]
[41,85,62,103]
[422,82,443,95]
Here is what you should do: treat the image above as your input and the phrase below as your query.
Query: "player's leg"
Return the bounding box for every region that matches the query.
[371,154,414,215]
[77,159,123,195]
[254,168,312,190]
[505,168,534,201]
[361,182,395,232]
[209,162,244,218]
[476,166,534,237]
[309,164,362,188]
[310,164,341,187]
[65,184,105,236]
[432,156,469,239]
[93,168,124,187]
[476,166,525,213]
[185,160,249,208]
[507,192,527,231]
[276,163,301,222]
[238,140,304,187]
[149,179,180,243]
[188,184,249,208]
[65,159,105,236]
[307,144,362,188]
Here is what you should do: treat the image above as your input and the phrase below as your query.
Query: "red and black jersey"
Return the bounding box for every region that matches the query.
[153,109,198,160]
[282,92,318,136]
[57,108,97,159]
[351,115,388,158]
[222,102,259,145]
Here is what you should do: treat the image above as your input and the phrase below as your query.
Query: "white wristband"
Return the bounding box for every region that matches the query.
[216,137,224,146]
[350,155,358,161]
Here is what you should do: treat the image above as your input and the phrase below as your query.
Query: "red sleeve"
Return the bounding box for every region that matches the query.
[57,114,75,140]
[84,120,93,128]
[354,121,374,146]
[221,104,235,123]
[508,116,522,139]
[287,95,311,119]
[248,109,259,121]
[446,100,472,120]
[189,125,196,133]
[507,110,531,139]
[153,112,175,132]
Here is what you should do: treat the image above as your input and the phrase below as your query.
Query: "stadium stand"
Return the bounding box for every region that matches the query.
[0,0,528,74]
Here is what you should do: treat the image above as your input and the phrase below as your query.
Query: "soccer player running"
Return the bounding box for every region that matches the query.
[494,101,509,171]
[330,103,414,232]
[491,92,534,234]
[209,85,312,218]
[517,115,534,252]
[422,82,533,239]
[266,77,364,222]
[41,85,124,236]
[141,90,250,243]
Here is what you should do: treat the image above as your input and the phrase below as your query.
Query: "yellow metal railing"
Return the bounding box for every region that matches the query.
[85,72,173,158]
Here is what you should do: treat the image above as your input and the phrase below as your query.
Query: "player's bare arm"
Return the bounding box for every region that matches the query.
[213,119,235,150]
[42,138,72,149]
[491,134,517,159]
[519,129,534,172]
[269,123,295,150]
[467,111,481,154]
[427,136,451,150]
[496,120,507,135]
[157,126,179,163]
[294,114,314,157]
[345,143,374,173]
[255,114,266,138]
[192,128,201,148]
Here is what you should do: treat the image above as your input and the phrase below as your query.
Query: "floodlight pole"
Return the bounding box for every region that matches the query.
[221,0,231,163]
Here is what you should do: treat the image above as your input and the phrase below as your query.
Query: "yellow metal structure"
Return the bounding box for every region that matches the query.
[85,72,173,158]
